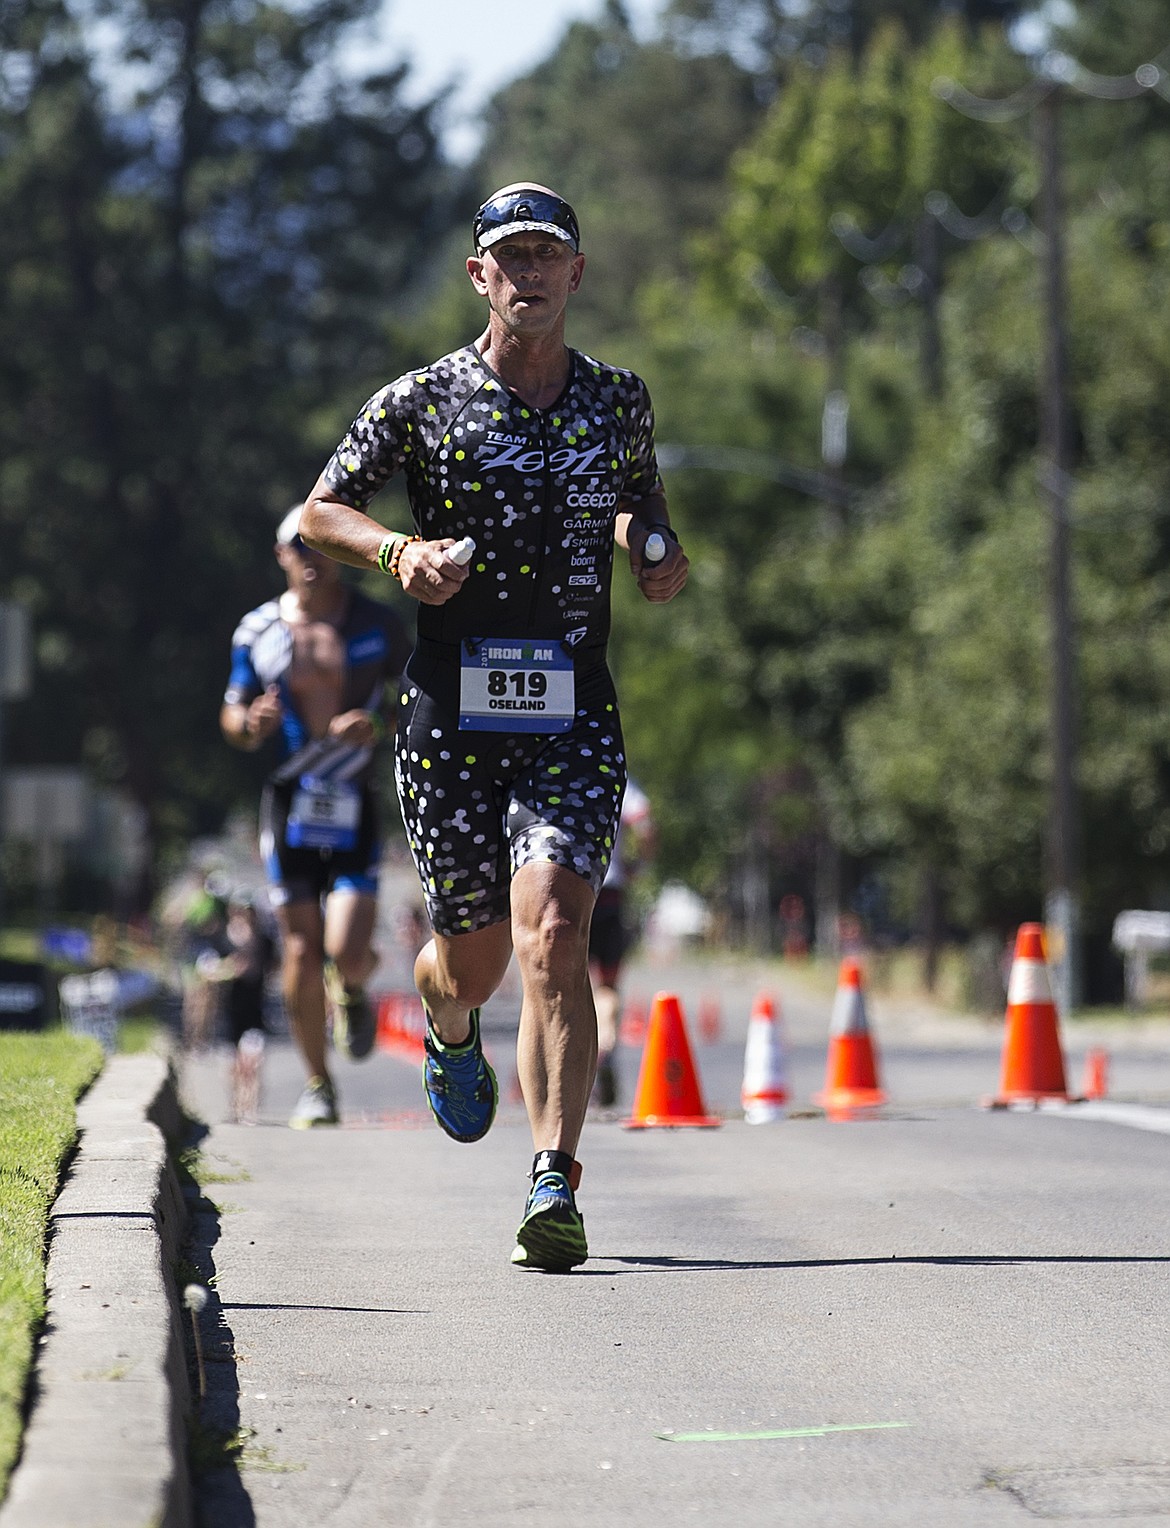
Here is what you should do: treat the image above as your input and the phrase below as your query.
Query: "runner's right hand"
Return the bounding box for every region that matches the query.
[246,685,283,742]
[397,539,470,606]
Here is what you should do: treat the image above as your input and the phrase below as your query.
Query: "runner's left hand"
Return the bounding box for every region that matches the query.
[328,710,378,746]
[631,529,689,603]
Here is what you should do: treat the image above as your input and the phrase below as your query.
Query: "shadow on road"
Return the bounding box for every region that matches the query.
[180,1122,256,1528]
[219,1301,428,1314]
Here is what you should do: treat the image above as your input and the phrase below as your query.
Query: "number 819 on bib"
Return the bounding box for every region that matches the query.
[459,640,576,733]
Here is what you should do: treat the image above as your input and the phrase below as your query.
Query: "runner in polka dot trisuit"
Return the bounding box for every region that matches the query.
[301,183,688,1271]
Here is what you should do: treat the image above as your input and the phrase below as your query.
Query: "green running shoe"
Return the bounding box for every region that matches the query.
[510,1172,588,1272]
[289,1075,339,1129]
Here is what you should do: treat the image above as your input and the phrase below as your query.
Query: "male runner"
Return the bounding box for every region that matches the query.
[220,506,411,1127]
[299,184,688,1266]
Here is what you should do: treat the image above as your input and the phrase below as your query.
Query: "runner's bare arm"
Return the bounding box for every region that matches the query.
[301,475,467,605]
[301,477,400,568]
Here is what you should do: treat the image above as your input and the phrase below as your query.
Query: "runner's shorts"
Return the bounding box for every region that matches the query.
[259,782,381,908]
[395,644,627,936]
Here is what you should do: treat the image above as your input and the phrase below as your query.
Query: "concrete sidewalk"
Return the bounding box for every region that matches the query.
[0,1053,192,1528]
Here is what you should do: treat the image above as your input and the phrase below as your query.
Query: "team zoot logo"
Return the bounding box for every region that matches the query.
[477,433,623,512]
[480,435,615,480]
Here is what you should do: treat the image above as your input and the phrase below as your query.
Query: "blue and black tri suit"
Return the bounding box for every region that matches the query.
[224,590,411,908]
[320,345,665,935]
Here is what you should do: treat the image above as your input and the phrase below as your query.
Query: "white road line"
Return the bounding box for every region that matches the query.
[1044,1100,1170,1135]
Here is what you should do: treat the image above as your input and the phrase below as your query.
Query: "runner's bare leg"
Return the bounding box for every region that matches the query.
[510,862,597,1156]
[593,979,620,1057]
[323,890,379,991]
[415,921,514,1045]
[277,901,329,1078]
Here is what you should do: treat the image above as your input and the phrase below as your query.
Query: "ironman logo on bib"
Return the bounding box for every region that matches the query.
[459,639,575,733]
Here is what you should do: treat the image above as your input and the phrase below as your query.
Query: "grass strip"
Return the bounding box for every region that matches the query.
[0,1031,104,1497]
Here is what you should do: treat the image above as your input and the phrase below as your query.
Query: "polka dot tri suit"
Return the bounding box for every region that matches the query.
[321,345,665,936]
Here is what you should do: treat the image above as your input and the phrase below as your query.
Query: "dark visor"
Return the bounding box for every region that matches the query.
[473,190,580,253]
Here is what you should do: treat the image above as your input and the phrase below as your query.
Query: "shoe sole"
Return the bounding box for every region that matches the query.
[423,1055,499,1143]
[288,1115,339,1129]
[511,1206,588,1271]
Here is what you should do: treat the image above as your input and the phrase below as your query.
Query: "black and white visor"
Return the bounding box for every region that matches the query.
[473,189,580,253]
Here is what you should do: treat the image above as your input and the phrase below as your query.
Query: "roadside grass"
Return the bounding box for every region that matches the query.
[0,932,40,963]
[0,1031,104,1498]
[863,945,980,1014]
[117,1014,164,1054]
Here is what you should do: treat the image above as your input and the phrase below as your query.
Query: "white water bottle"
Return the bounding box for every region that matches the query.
[644,531,668,564]
[445,536,476,567]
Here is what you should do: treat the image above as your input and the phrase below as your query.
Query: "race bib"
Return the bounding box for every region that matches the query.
[286,776,360,850]
[459,639,575,733]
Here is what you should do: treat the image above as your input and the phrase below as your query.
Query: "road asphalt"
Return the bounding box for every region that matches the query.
[6,951,1170,1526]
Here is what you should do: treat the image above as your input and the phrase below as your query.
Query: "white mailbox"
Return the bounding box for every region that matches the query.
[1111,910,1170,1007]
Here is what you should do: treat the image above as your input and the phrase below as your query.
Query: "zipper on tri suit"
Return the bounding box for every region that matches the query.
[527,409,551,630]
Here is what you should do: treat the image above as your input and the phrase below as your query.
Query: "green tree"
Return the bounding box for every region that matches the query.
[0,0,456,903]
[661,0,1029,60]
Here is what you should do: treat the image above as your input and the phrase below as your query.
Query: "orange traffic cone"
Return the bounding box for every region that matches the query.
[741,992,789,1123]
[1081,1047,1109,1100]
[623,992,721,1129]
[375,992,401,1051]
[813,959,886,1115]
[987,923,1070,1106]
[375,991,426,1062]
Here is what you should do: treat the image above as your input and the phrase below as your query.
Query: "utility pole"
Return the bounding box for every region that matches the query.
[0,602,32,938]
[935,55,1111,1016]
[816,274,849,961]
[1036,83,1081,1016]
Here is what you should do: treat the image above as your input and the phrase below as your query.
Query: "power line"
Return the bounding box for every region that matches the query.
[657,443,859,511]
[933,46,1170,118]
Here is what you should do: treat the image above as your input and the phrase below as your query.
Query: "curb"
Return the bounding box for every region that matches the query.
[0,1053,193,1528]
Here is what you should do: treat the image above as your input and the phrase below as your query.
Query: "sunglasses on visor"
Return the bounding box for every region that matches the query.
[473,190,580,253]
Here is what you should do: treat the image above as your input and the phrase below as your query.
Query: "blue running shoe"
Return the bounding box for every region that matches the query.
[510,1172,588,1271]
[422,1007,498,1143]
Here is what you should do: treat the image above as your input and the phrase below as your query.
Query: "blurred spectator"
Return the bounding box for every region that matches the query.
[589,780,655,1108]
[217,893,278,1122]
[179,875,230,1051]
